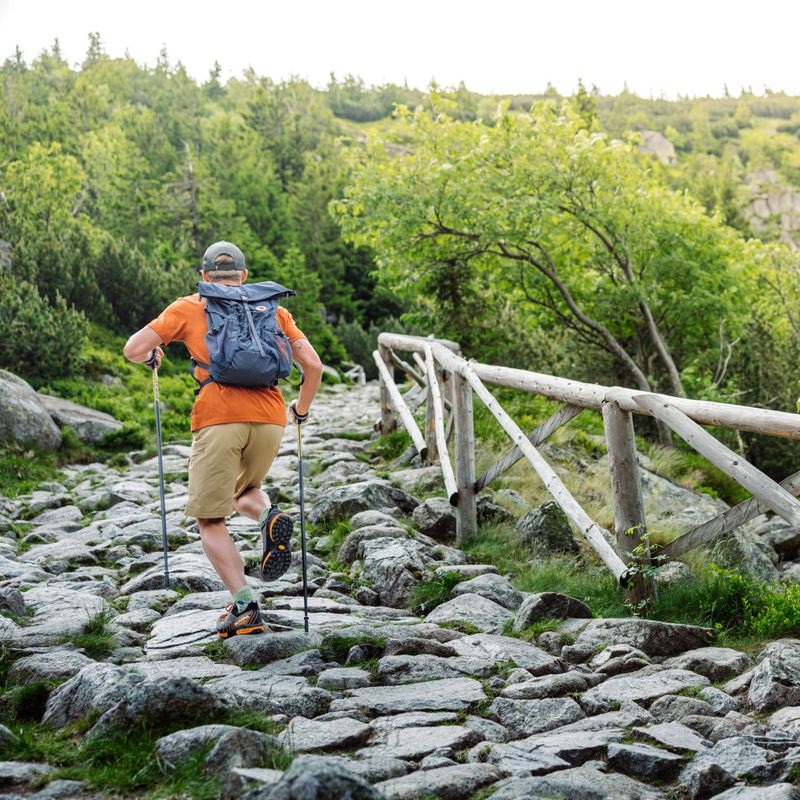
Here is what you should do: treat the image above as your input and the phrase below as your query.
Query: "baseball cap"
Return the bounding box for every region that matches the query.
[202,241,246,271]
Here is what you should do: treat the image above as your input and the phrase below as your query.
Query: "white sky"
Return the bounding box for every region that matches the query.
[0,0,798,98]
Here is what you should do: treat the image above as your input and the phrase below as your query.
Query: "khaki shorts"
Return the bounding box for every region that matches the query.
[185,422,284,519]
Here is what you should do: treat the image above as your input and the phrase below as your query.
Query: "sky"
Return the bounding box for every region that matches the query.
[0,0,799,99]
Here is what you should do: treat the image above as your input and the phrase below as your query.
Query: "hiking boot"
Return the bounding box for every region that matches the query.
[260,505,293,581]
[216,601,265,638]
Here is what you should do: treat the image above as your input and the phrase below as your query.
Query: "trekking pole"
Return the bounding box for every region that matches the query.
[149,350,171,590]
[296,420,309,634]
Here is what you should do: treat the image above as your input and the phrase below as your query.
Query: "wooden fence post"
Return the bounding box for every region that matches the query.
[424,372,437,464]
[602,400,655,605]
[378,343,397,435]
[452,370,477,544]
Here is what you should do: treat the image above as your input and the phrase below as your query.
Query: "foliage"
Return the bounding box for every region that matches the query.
[0,276,88,378]
[409,571,468,614]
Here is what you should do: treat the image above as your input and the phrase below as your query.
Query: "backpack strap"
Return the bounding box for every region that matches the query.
[190,358,214,396]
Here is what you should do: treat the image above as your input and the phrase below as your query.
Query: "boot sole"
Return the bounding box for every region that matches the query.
[261,513,293,582]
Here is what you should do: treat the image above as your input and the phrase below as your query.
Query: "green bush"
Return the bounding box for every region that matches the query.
[0,277,88,378]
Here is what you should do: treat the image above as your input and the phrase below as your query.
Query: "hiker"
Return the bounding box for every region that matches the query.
[122,241,323,637]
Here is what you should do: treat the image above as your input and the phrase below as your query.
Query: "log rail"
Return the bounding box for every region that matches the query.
[374,332,800,604]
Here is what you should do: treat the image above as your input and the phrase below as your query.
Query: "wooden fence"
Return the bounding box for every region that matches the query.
[374,333,800,603]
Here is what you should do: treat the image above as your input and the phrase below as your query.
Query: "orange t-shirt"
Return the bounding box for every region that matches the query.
[148,293,306,432]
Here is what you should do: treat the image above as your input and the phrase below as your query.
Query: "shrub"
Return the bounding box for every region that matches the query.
[0,276,88,378]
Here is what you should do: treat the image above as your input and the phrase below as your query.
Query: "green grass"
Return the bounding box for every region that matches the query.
[502,617,563,642]
[409,571,468,614]
[366,428,412,461]
[61,607,117,659]
[320,634,386,663]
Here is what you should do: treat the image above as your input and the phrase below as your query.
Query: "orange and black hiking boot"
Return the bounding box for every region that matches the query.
[260,505,293,581]
[216,601,265,638]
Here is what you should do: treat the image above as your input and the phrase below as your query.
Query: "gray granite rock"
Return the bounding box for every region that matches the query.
[241,754,383,800]
[376,764,500,800]
[412,497,456,541]
[363,723,480,760]
[0,370,61,450]
[488,765,664,799]
[698,686,741,714]
[749,639,800,712]
[224,631,322,666]
[9,649,93,683]
[607,741,683,780]
[376,653,492,684]
[221,767,284,800]
[121,553,225,594]
[769,707,800,736]
[279,717,372,752]
[316,668,371,690]
[581,668,710,713]
[450,573,523,610]
[307,481,420,525]
[500,671,596,699]
[330,677,486,714]
[649,694,716,723]
[573,618,714,657]
[663,647,752,681]
[513,592,592,631]
[633,721,711,753]
[516,501,579,554]
[448,633,562,675]
[37,393,122,444]
[713,785,799,799]
[0,760,55,786]
[488,697,584,738]
[425,593,513,633]
[208,673,332,718]
[0,587,25,616]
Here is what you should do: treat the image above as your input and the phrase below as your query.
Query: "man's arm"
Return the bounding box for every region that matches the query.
[123,326,164,367]
[291,338,323,416]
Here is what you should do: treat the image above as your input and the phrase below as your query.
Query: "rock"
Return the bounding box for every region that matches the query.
[424,593,512,633]
[633,721,711,753]
[364,724,480,760]
[748,639,800,712]
[376,653,493,684]
[350,510,400,530]
[513,592,592,631]
[330,677,486,714]
[489,765,664,799]
[663,647,752,681]
[608,741,683,780]
[450,573,523,610]
[29,778,87,798]
[653,560,694,588]
[476,495,513,525]
[649,694,716,723]
[678,737,775,799]
[359,538,431,608]
[698,687,741,714]
[121,553,225,594]
[307,481,419,524]
[755,517,800,560]
[581,668,710,714]
[37,393,122,444]
[719,525,781,583]
[638,130,677,164]
[447,633,562,674]
[573,617,714,657]
[129,656,239,681]
[713,785,800,799]
[462,715,511,743]
[208,673,332,718]
[224,631,323,666]
[89,675,226,737]
[316,668,371,690]
[279,717,371,752]
[516,501,579,554]
[589,644,651,676]
[222,768,284,800]
[434,563,498,579]
[242,755,384,800]
[337,526,409,564]
[0,587,25,616]
[156,724,279,772]
[376,764,500,800]
[412,498,456,540]
[257,650,328,678]
[9,650,93,684]
[43,663,138,729]
[0,724,18,749]
[144,608,218,652]
[0,760,55,786]
[383,637,458,658]
[500,672,596,700]
[769,707,800,736]
[488,697,585,738]
[0,370,61,450]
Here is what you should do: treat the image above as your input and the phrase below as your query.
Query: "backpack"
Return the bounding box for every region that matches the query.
[191,281,296,394]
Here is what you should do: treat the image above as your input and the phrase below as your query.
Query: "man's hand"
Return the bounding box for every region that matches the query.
[289,399,309,425]
[144,347,164,369]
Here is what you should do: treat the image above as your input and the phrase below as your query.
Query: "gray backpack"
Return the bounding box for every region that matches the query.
[191,281,296,393]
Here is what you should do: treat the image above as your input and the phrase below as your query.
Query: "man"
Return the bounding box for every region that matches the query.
[123,241,322,637]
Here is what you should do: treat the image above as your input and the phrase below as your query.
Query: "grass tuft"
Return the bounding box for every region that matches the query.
[61,607,117,659]
[408,571,468,614]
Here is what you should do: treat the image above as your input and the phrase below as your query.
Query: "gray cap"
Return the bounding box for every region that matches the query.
[202,241,245,271]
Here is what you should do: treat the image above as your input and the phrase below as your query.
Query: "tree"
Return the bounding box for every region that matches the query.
[335,99,749,417]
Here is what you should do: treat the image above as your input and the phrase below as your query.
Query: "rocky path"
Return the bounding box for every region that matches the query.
[2,382,800,799]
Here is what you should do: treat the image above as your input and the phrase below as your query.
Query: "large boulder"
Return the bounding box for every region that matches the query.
[359,538,434,608]
[307,481,420,524]
[573,618,714,657]
[513,592,592,631]
[515,502,578,554]
[0,370,61,450]
[748,639,800,712]
[36,393,122,444]
[424,593,513,634]
[412,497,456,541]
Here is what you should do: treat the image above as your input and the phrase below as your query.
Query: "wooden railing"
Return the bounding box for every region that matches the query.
[374,333,800,603]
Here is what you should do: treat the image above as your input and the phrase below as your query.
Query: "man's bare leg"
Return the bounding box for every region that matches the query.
[197,517,247,594]
[233,486,270,521]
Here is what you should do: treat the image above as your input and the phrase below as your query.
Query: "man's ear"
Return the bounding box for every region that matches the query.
[201,271,211,283]
[241,269,248,282]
